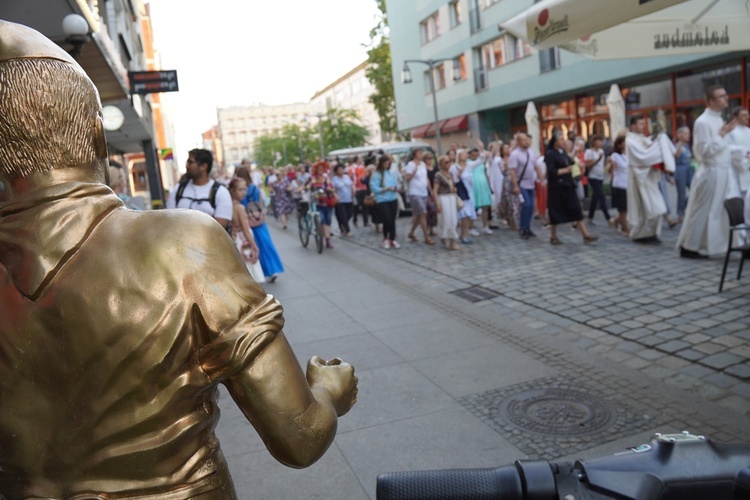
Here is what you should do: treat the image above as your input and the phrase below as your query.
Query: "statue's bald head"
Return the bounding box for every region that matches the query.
[0,20,106,180]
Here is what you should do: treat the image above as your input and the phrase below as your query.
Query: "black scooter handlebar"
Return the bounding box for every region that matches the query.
[377,433,750,500]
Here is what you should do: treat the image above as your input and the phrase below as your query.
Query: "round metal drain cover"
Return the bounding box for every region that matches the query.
[500,388,614,436]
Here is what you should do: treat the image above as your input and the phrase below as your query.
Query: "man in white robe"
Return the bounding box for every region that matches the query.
[728,106,750,195]
[676,85,741,258]
[626,114,675,242]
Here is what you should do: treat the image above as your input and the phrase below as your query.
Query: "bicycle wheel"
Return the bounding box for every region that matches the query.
[298,213,310,247]
[314,213,324,254]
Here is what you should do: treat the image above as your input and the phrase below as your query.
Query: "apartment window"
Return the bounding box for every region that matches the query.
[481,0,500,8]
[424,64,446,94]
[453,54,467,82]
[469,0,481,32]
[539,47,561,73]
[449,1,462,28]
[420,11,441,43]
[479,34,532,70]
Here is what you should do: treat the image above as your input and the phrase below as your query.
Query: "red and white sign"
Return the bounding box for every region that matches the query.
[501,0,687,49]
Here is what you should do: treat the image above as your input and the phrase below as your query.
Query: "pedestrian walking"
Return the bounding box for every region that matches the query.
[677,85,741,258]
[583,135,612,226]
[450,149,478,244]
[498,143,519,230]
[332,164,355,237]
[273,165,296,230]
[228,177,264,283]
[673,126,694,221]
[469,142,494,235]
[488,141,505,223]
[508,132,541,239]
[235,166,284,282]
[433,155,459,250]
[166,149,232,231]
[545,131,598,245]
[370,155,401,249]
[607,135,631,235]
[404,148,435,245]
[352,156,371,228]
[424,153,439,237]
[310,161,337,249]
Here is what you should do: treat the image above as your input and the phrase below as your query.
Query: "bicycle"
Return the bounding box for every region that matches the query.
[297,189,324,254]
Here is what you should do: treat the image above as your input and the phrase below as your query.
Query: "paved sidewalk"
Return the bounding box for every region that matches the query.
[215,217,750,499]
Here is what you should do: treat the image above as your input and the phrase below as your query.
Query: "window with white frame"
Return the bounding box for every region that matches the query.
[420,11,441,44]
[479,34,532,70]
[424,64,446,94]
[449,1,462,27]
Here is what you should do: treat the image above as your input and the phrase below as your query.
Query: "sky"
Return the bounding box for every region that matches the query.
[148,0,382,165]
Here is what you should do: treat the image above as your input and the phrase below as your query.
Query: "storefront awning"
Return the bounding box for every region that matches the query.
[441,115,469,134]
[411,124,431,138]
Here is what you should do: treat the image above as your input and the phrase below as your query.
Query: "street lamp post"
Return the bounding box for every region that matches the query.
[401,58,462,156]
[62,14,90,60]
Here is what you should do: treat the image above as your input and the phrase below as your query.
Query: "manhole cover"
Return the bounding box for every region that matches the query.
[458,377,659,458]
[500,388,614,436]
[449,286,500,303]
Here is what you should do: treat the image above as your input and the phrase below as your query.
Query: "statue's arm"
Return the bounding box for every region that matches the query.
[223,332,357,469]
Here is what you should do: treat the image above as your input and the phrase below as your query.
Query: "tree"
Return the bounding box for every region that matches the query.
[320,108,370,154]
[252,109,369,166]
[365,0,408,141]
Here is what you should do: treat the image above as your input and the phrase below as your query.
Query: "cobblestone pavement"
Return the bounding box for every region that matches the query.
[313,211,750,417]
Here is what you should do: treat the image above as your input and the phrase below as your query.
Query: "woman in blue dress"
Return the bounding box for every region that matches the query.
[235,166,284,283]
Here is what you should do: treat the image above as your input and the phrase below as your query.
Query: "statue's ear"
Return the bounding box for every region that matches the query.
[94,115,107,160]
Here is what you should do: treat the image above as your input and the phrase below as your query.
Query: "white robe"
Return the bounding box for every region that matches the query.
[728,124,750,193]
[626,132,673,240]
[676,108,740,256]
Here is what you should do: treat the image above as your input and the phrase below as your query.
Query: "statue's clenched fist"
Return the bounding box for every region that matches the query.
[307,356,358,416]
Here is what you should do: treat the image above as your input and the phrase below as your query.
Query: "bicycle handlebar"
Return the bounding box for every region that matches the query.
[377,433,750,500]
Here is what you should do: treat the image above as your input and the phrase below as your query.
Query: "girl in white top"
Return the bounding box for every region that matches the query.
[607,135,631,235]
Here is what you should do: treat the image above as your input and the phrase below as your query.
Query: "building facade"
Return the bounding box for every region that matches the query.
[1,0,176,207]
[218,102,310,166]
[387,0,750,151]
[309,60,383,145]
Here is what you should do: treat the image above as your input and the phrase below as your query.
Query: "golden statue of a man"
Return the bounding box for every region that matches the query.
[0,20,357,499]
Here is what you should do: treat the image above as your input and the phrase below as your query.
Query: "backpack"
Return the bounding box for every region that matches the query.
[175,178,231,233]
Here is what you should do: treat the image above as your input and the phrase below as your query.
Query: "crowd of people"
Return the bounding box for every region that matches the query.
[164,84,749,281]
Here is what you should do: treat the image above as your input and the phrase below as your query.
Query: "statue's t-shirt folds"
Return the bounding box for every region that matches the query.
[0,182,281,499]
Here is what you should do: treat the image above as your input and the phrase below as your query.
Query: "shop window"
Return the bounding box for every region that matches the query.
[420,11,441,44]
[449,1,462,27]
[675,64,741,103]
[623,79,671,110]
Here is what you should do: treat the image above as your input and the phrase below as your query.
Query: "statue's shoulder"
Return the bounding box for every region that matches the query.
[107,207,230,249]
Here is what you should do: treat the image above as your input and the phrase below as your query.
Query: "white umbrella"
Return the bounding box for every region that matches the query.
[524,102,541,156]
[500,0,687,50]
[562,0,750,59]
[606,84,626,139]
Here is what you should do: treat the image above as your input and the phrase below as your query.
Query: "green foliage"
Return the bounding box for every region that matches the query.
[365,0,408,141]
[253,109,369,166]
